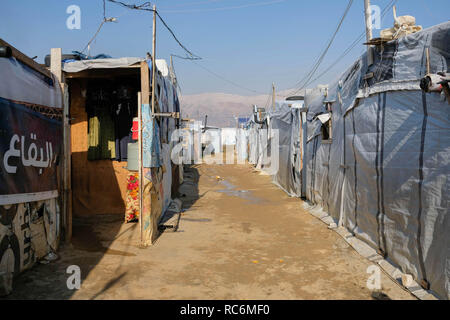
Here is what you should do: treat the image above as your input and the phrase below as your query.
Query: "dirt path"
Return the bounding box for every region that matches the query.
[4,163,415,300]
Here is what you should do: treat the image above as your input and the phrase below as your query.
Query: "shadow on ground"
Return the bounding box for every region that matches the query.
[2,165,200,300]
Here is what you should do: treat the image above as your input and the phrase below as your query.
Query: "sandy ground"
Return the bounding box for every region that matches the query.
[4,162,415,300]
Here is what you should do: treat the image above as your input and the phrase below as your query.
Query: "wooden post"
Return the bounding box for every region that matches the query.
[151,4,157,116]
[50,48,72,243]
[272,83,276,111]
[137,91,142,245]
[170,55,175,85]
[0,38,52,79]
[364,0,374,66]
[140,61,150,247]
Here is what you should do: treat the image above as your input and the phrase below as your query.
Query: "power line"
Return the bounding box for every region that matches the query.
[159,0,287,14]
[300,0,398,88]
[172,56,286,99]
[171,54,201,60]
[106,0,202,60]
[161,0,225,8]
[288,0,354,96]
[81,0,117,54]
[263,85,273,109]
[107,0,153,11]
[155,11,201,60]
[190,60,265,95]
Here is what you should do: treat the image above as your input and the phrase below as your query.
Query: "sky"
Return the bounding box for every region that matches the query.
[1,0,448,96]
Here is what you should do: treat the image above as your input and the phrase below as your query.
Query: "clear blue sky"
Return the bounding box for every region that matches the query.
[1,0,448,95]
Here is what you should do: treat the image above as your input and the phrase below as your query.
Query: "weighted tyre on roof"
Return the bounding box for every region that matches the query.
[44,53,80,67]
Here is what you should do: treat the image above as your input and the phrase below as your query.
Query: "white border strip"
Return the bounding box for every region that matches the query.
[0,190,58,205]
[302,202,439,300]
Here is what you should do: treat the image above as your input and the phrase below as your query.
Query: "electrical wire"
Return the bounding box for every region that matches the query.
[107,0,153,11]
[158,0,287,14]
[190,60,265,94]
[288,0,354,96]
[81,20,107,54]
[106,0,202,60]
[81,1,119,54]
[263,85,273,109]
[161,0,225,8]
[290,0,397,92]
[155,11,202,60]
[174,56,288,103]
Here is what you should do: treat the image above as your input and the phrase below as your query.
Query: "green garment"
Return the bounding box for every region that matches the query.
[88,107,116,160]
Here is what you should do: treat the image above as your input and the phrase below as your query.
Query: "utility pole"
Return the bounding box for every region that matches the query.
[364,0,374,65]
[151,4,157,116]
[272,82,276,111]
[170,55,175,85]
[170,55,177,87]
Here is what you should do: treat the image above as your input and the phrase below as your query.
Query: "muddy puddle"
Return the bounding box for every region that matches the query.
[217,179,263,204]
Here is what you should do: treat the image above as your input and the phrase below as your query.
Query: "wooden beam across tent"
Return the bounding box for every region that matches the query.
[0,38,52,79]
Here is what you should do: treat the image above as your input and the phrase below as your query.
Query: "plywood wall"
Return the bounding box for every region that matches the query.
[70,79,129,216]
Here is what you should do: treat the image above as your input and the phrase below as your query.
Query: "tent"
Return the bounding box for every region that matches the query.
[246,21,450,299]
[0,39,63,295]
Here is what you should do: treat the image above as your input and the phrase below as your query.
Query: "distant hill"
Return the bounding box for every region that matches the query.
[180,89,306,128]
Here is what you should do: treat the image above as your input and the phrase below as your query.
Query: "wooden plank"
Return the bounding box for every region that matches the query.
[153,112,180,118]
[50,49,63,90]
[50,48,72,243]
[140,61,150,105]
[139,61,150,247]
[64,67,140,79]
[0,38,52,79]
[64,83,72,243]
[158,212,180,232]
[0,191,59,206]
[137,91,142,245]
[151,4,157,116]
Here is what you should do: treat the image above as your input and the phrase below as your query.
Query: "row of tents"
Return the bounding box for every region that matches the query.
[242,21,449,300]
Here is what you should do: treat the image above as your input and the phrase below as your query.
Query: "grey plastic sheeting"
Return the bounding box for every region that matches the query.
[62,57,144,73]
[246,102,302,197]
[269,103,302,197]
[304,22,449,299]
[0,57,62,109]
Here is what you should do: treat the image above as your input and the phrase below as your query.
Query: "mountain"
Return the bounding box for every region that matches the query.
[180,89,306,128]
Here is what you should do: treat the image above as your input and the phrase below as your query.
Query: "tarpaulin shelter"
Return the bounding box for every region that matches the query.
[245,22,449,299]
[61,55,181,247]
[246,100,306,197]
[0,39,63,294]
[303,21,449,299]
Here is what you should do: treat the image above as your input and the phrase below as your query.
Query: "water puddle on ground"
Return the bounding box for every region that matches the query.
[216,179,262,204]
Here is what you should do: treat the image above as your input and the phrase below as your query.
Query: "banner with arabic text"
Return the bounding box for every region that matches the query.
[0,97,62,203]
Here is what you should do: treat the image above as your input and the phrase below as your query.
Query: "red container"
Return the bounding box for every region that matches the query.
[132,117,139,140]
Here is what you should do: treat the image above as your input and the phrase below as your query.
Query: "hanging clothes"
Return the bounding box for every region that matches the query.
[99,107,116,159]
[88,114,100,160]
[87,104,116,160]
[114,102,133,162]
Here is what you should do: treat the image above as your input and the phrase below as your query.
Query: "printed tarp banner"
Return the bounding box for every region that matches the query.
[0,98,62,203]
[141,103,162,168]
